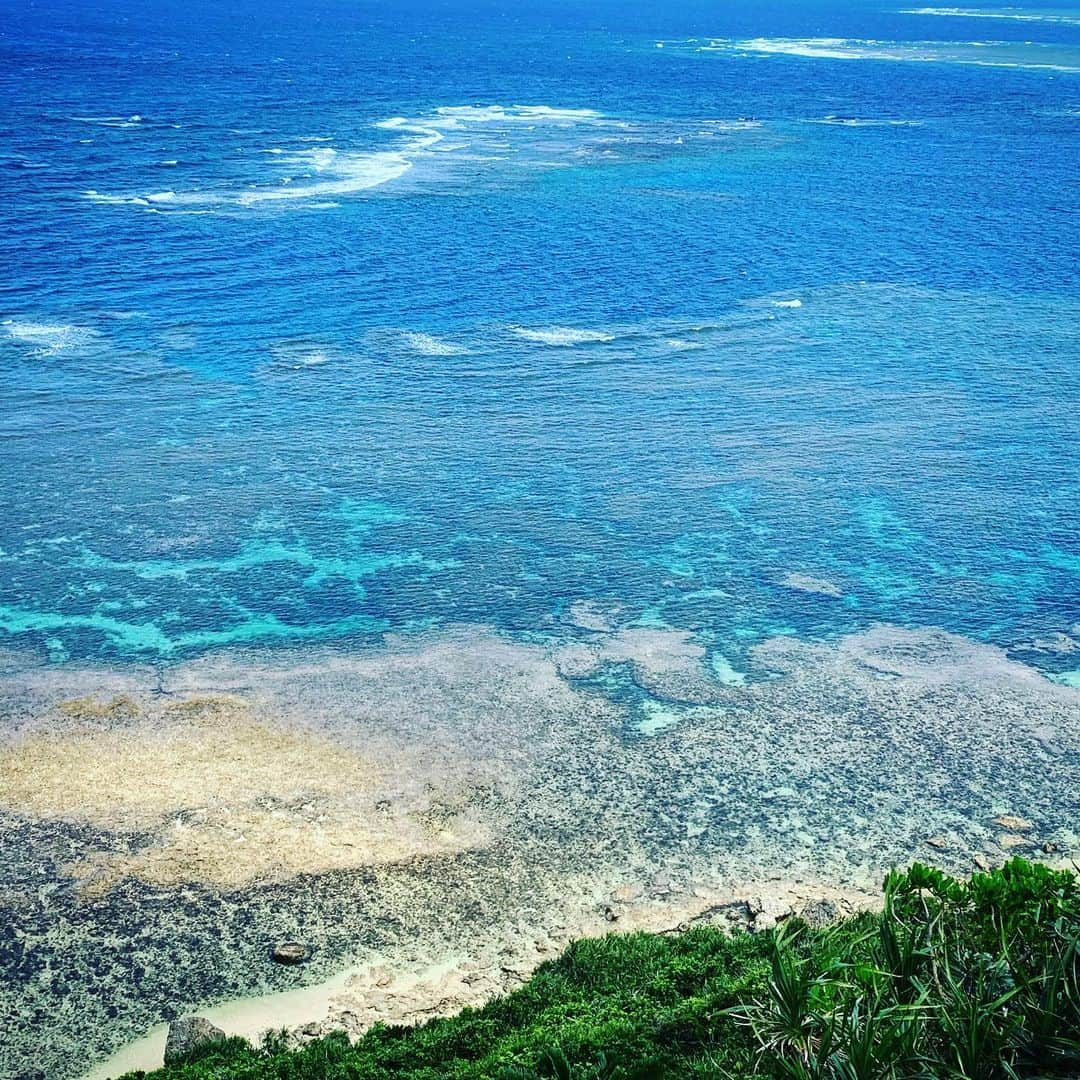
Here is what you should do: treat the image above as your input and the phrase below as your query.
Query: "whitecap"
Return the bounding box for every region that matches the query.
[402,332,470,356]
[693,36,1080,71]
[510,326,616,346]
[266,340,339,370]
[772,298,803,308]
[82,103,756,212]
[806,116,922,126]
[899,7,1080,26]
[700,119,764,131]
[3,320,102,355]
[72,114,143,128]
[432,104,605,126]
[234,150,413,205]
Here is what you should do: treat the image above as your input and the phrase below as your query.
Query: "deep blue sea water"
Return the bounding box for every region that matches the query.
[1,0,1078,678]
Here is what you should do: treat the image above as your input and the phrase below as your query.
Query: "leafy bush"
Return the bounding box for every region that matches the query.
[730,859,1079,1078]
[118,859,1078,1080]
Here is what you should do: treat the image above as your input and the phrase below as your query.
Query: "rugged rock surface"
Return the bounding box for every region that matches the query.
[1,623,1076,1078]
[164,1016,226,1063]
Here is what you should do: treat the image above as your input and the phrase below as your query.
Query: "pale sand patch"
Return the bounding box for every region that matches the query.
[0,694,486,890]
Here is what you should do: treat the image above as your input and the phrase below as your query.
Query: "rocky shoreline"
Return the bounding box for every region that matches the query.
[99,834,1075,1078]
[95,871,882,1076]
[1,622,1077,1078]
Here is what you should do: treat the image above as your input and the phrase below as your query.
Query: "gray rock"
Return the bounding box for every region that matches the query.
[164,1016,226,1063]
[798,899,841,928]
[995,815,1033,831]
[748,894,793,920]
[272,941,309,965]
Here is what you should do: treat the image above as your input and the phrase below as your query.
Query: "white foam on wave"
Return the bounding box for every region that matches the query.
[772,298,803,308]
[700,119,765,131]
[72,114,143,128]
[664,338,707,351]
[805,116,923,126]
[83,106,587,211]
[85,147,412,210]
[82,103,755,213]
[235,147,413,205]
[688,36,1080,71]
[510,326,617,346]
[900,7,1080,25]
[3,320,102,355]
[402,332,471,356]
[84,189,188,207]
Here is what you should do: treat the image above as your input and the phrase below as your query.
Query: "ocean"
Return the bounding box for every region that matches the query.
[1,0,1078,1075]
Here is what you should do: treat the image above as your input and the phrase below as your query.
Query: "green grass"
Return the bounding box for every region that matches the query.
[121,859,1079,1079]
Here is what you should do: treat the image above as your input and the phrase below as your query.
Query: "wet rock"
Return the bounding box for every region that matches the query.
[798,899,840,928]
[999,834,1035,851]
[164,1016,226,1063]
[500,961,532,978]
[1043,841,1060,854]
[271,941,309,965]
[649,873,674,897]
[995,815,1033,831]
[749,895,793,921]
[925,836,949,850]
[973,853,991,872]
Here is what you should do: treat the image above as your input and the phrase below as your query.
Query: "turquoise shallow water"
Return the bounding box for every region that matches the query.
[0,0,1078,673]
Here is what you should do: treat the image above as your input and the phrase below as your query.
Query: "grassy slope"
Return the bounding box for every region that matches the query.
[121,860,1079,1080]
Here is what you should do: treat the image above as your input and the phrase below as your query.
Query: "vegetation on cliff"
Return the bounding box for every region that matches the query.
[121,858,1078,1079]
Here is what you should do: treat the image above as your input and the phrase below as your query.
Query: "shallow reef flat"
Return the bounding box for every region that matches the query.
[1,621,1078,1078]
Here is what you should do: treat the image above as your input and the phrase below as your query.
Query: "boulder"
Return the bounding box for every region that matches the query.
[164,1016,226,1063]
[272,941,309,965]
[999,833,1035,851]
[798,899,840,928]
[748,895,793,920]
[995,815,1033,831]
